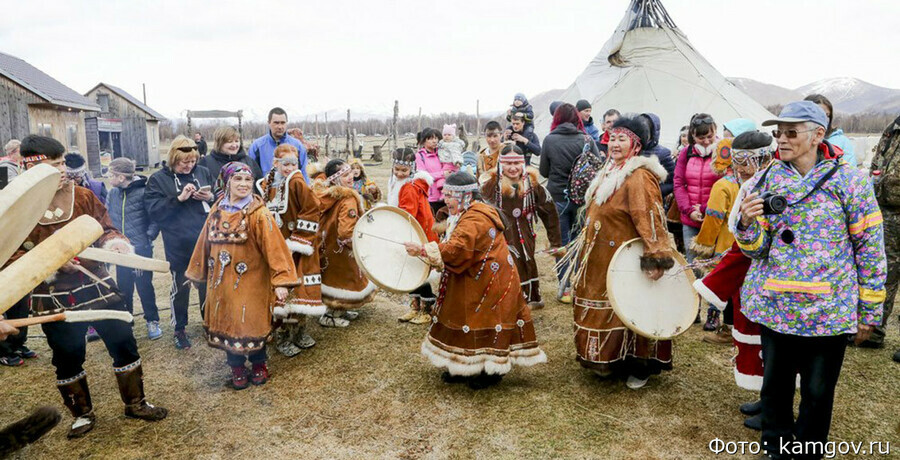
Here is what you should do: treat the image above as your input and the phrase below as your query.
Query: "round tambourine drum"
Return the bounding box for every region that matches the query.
[606,238,697,340]
[0,164,61,266]
[352,206,430,294]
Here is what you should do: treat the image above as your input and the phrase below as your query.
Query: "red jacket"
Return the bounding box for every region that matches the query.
[399,174,438,242]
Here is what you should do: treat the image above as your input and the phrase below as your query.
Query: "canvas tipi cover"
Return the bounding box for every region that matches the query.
[534,0,774,146]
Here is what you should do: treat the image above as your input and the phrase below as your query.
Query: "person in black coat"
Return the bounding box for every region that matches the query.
[638,113,676,199]
[197,126,262,196]
[193,132,208,157]
[145,136,215,350]
[107,158,162,340]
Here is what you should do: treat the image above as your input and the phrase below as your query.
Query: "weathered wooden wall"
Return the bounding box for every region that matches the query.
[84,117,101,175]
[27,106,88,159]
[0,75,41,144]
[85,86,158,166]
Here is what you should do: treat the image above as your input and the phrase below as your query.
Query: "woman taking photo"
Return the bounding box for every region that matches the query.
[570,117,675,390]
[146,135,216,350]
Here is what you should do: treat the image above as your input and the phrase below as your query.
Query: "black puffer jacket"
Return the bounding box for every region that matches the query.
[197,150,263,195]
[539,122,600,203]
[639,113,676,197]
[145,165,215,272]
[106,175,158,249]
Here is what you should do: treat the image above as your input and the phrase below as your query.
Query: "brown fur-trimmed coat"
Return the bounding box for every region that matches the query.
[312,180,376,310]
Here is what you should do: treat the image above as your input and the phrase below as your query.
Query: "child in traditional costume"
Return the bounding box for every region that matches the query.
[186,162,299,390]
[349,158,381,210]
[568,117,675,390]
[692,131,775,430]
[313,159,377,327]
[388,148,438,324]
[405,172,547,390]
[257,145,326,357]
[481,145,562,308]
[9,136,167,438]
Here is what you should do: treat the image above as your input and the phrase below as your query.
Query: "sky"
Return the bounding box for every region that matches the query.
[2,0,898,121]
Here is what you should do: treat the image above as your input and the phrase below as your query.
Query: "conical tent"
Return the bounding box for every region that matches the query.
[534,0,773,147]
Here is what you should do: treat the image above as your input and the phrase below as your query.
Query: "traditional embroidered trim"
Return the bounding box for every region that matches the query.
[705,208,726,220]
[57,371,87,386]
[737,229,765,252]
[499,154,525,164]
[610,127,641,150]
[762,278,831,295]
[392,159,416,168]
[859,287,886,303]
[849,211,883,235]
[295,219,319,233]
[113,359,142,374]
[326,163,352,184]
[303,274,322,285]
[443,183,479,193]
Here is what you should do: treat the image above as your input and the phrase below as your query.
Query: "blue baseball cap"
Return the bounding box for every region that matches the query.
[762,101,828,128]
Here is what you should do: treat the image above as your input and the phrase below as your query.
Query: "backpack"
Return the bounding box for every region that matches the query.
[870,115,900,207]
[566,135,605,206]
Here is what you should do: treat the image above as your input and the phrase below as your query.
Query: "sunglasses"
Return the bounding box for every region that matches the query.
[691,115,714,126]
[176,146,197,153]
[772,128,816,139]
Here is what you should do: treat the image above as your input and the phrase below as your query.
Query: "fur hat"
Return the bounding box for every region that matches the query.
[611,116,651,151]
[64,153,87,173]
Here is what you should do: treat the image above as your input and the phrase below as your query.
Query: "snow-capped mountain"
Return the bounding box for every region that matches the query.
[729,77,900,114]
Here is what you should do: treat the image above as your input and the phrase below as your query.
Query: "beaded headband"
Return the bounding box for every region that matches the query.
[731,147,772,159]
[326,163,352,184]
[443,183,479,193]
[499,154,525,164]
[276,156,299,166]
[22,155,47,165]
[610,127,642,150]
[392,159,416,168]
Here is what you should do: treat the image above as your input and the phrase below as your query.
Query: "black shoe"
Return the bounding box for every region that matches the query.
[15,345,37,359]
[173,331,192,350]
[739,399,762,416]
[893,349,900,363]
[440,371,467,384]
[743,414,761,431]
[466,372,502,390]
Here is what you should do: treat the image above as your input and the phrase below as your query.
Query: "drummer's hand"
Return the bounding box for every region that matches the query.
[644,268,664,281]
[739,192,764,228]
[404,242,423,256]
[0,321,19,341]
[275,287,289,301]
[106,240,131,254]
[60,259,81,274]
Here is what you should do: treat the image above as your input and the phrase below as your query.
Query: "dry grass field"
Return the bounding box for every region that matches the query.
[1,156,898,459]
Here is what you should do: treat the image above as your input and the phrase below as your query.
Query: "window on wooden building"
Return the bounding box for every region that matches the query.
[67,124,79,151]
[97,94,110,113]
[38,123,52,137]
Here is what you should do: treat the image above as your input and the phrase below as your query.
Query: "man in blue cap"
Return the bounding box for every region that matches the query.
[734,101,886,459]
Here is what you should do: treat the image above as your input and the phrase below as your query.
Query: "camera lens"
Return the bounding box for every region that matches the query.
[769,195,787,214]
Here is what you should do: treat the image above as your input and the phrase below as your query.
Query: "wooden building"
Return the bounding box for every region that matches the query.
[84,83,165,168]
[0,51,100,172]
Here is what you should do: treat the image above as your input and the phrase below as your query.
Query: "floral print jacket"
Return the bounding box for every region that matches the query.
[734,159,886,337]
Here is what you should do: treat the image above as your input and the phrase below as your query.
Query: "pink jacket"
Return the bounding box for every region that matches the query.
[416,147,452,202]
[673,144,721,228]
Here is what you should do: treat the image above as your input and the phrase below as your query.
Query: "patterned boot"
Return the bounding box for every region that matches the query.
[398,297,421,322]
[410,299,433,325]
[57,373,95,439]
[702,307,720,331]
[114,361,168,422]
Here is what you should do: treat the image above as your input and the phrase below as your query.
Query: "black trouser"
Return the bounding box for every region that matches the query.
[226,346,267,367]
[0,297,29,356]
[116,244,159,321]
[42,303,141,380]
[169,270,206,332]
[759,326,848,459]
[410,282,435,303]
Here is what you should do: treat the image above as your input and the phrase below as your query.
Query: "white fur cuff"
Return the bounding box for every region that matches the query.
[102,238,135,255]
[286,239,314,256]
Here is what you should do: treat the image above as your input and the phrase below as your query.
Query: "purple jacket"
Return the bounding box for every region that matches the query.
[673,144,721,228]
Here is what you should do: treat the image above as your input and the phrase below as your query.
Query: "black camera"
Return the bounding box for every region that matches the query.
[759,191,787,215]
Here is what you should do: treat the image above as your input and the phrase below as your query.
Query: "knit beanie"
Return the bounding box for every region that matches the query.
[576,99,592,112]
[549,101,563,116]
[442,124,456,136]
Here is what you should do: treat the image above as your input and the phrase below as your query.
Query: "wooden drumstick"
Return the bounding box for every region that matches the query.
[5,309,134,328]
